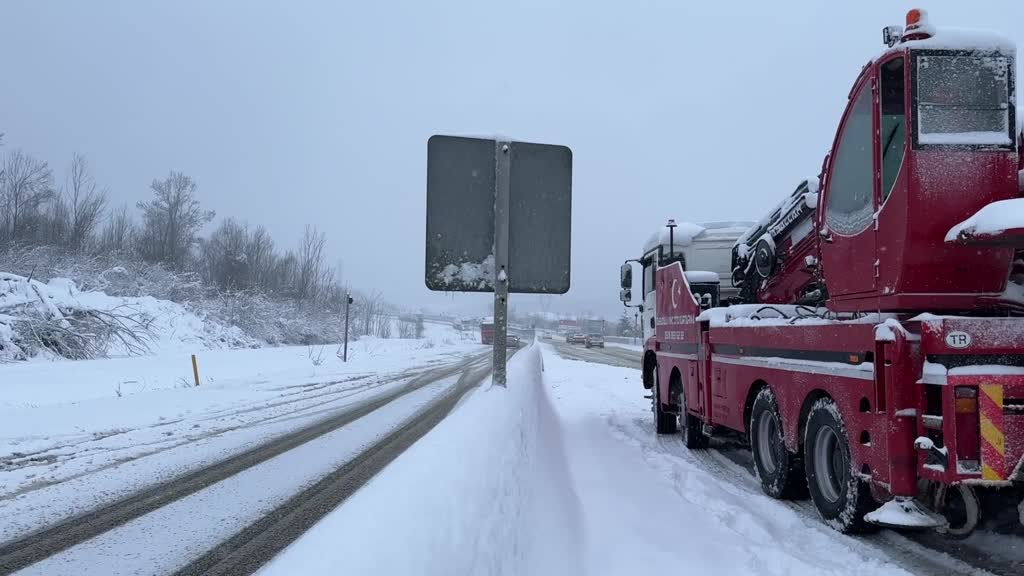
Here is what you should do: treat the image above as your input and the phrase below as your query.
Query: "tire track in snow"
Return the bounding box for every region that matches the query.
[171,355,498,576]
[0,364,442,500]
[552,341,639,369]
[0,351,491,575]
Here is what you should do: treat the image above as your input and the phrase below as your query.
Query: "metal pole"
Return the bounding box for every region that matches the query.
[191,354,200,386]
[492,141,511,386]
[343,294,351,362]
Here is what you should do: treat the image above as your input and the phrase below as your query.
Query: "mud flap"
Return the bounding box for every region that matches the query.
[865,497,948,530]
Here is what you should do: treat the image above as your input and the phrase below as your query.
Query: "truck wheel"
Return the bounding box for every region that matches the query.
[653,366,676,434]
[677,374,708,449]
[804,397,875,532]
[933,484,980,538]
[750,388,805,499]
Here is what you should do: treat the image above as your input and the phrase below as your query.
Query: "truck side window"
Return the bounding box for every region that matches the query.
[825,82,875,235]
[880,57,905,203]
[643,260,655,295]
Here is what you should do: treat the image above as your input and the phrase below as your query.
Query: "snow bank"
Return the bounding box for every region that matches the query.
[262,345,584,576]
[945,198,1024,242]
[0,272,254,361]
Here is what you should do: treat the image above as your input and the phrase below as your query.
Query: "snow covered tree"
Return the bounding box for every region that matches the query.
[1,150,54,242]
[617,308,633,336]
[201,218,250,290]
[101,203,135,254]
[137,171,214,269]
[62,153,107,251]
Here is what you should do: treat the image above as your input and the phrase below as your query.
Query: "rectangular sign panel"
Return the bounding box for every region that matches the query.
[508,141,572,293]
[425,135,496,292]
[425,135,572,294]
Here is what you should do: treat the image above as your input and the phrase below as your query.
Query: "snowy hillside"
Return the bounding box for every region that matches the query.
[0,272,255,362]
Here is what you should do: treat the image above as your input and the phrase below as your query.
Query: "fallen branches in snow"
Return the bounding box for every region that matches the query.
[0,273,154,361]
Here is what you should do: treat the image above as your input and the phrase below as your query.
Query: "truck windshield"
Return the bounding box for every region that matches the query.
[914,52,1013,147]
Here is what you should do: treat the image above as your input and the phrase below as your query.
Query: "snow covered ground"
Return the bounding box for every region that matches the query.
[16,371,473,576]
[0,321,483,543]
[263,342,986,576]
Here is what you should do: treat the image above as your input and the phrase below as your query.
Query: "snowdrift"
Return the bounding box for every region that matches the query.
[0,272,254,361]
[263,344,585,576]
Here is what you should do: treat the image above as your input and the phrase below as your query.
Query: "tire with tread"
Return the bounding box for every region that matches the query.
[749,387,805,499]
[804,397,876,533]
[653,365,676,434]
[677,373,708,449]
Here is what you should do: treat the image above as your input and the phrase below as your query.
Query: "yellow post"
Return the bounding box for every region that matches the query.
[191,354,200,387]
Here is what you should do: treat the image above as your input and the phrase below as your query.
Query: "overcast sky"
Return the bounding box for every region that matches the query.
[3,1,1023,320]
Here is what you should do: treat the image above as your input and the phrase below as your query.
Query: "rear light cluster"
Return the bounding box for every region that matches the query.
[954,386,981,469]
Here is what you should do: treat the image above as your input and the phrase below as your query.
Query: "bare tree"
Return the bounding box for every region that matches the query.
[358,291,382,336]
[397,317,416,338]
[201,218,249,290]
[45,194,71,245]
[296,225,329,301]
[270,249,299,296]
[102,203,135,253]
[137,171,214,268]
[1,150,54,242]
[245,225,275,291]
[62,153,107,250]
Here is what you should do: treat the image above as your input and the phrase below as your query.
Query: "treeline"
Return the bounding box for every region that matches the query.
[0,135,386,344]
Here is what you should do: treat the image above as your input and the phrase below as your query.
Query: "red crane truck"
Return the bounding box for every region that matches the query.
[620,9,1024,536]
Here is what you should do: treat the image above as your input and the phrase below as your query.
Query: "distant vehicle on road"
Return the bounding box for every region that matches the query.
[507,335,522,347]
[541,332,553,340]
[480,318,494,345]
[566,333,586,345]
[584,334,604,348]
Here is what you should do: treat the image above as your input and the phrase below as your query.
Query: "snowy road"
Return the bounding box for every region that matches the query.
[0,341,495,575]
[550,340,639,369]
[547,342,1024,576]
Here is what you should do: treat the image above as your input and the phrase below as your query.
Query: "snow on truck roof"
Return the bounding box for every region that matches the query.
[875,25,1016,63]
[684,271,720,284]
[899,27,1015,54]
[642,221,755,255]
[696,304,897,328]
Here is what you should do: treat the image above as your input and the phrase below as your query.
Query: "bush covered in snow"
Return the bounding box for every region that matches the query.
[0,273,154,361]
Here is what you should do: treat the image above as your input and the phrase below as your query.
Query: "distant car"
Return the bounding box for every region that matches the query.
[541,332,552,340]
[567,333,586,344]
[506,335,522,347]
[585,333,604,348]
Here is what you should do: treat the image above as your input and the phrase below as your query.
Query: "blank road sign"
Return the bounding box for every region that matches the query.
[425,135,572,294]
[508,141,572,293]
[425,136,496,292]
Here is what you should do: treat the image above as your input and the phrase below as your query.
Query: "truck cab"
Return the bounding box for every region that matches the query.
[819,12,1019,313]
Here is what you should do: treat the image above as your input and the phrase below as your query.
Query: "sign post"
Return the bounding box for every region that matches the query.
[343,293,352,362]
[492,142,511,385]
[425,135,572,386]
